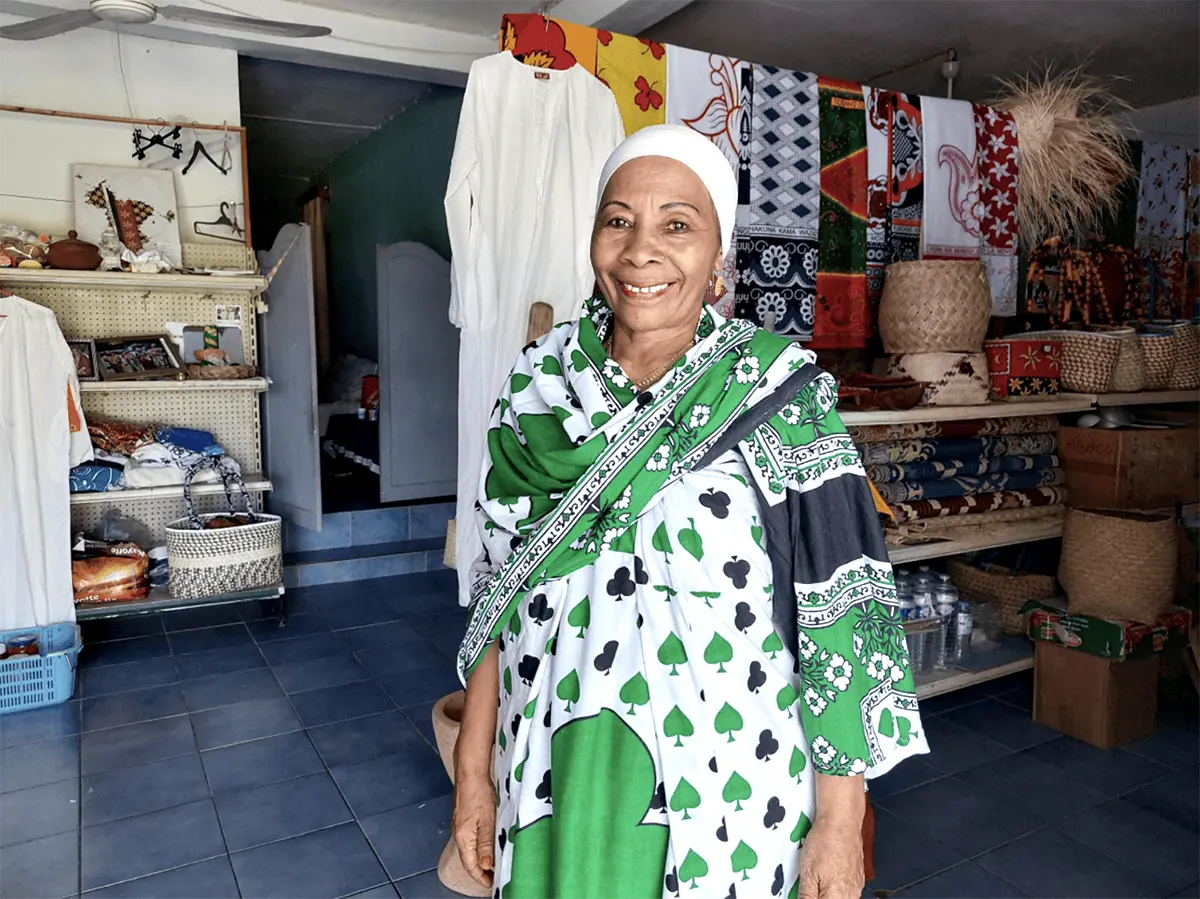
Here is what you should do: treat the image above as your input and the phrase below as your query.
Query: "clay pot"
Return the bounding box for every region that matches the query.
[46,231,101,271]
[432,691,491,898]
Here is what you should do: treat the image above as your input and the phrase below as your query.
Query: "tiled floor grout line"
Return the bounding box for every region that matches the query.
[79,848,229,897]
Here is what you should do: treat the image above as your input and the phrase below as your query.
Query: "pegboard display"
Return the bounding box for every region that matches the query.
[19,286,258,368]
[181,242,258,271]
[73,491,264,545]
[81,390,261,469]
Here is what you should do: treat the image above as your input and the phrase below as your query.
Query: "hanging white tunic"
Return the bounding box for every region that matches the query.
[0,295,91,630]
[445,50,625,606]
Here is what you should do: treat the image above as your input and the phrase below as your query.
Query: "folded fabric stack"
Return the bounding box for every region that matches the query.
[69,417,239,493]
[850,415,1068,541]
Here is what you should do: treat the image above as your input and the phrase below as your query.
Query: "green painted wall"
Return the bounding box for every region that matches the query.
[319,90,464,361]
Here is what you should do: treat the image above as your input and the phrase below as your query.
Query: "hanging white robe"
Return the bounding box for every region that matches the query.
[0,295,91,630]
[445,50,625,606]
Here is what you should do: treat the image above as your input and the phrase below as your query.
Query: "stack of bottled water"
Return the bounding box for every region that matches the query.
[895,567,973,672]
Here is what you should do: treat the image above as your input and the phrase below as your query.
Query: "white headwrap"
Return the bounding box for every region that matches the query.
[596,124,738,256]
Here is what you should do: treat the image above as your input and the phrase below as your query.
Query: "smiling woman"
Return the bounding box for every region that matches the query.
[451,125,928,899]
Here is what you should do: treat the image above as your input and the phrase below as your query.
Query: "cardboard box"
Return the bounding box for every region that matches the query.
[1058,425,1199,510]
[1026,603,1193,661]
[1033,641,1158,749]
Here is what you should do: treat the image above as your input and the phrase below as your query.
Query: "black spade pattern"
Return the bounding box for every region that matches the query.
[649,781,666,811]
[634,555,649,584]
[665,867,680,895]
[723,556,751,588]
[536,768,552,802]
[527,593,553,625]
[772,865,785,896]
[764,796,786,829]
[756,728,779,761]
[699,488,731,519]
[606,567,636,600]
[747,661,767,694]
[517,654,540,685]
[594,640,618,675]
[716,815,728,842]
[734,601,756,632]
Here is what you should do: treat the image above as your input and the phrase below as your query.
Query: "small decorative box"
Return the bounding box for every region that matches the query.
[984,333,1062,399]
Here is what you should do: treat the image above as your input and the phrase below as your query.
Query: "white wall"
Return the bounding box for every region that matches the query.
[0,18,245,244]
[1124,96,1200,146]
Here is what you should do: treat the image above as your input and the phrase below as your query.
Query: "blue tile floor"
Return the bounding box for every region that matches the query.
[1,570,1196,898]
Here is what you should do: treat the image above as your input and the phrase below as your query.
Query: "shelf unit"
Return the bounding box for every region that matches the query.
[914,638,1034,699]
[1089,389,1200,407]
[888,519,1064,564]
[75,583,284,621]
[3,243,280,619]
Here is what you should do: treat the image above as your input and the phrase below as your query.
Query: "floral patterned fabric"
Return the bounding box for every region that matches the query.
[874,466,1065,504]
[889,485,1068,523]
[499,13,598,73]
[812,78,870,349]
[846,415,1056,445]
[973,104,1019,315]
[735,65,821,338]
[864,87,891,311]
[887,92,924,263]
[460,296,926,897]
[920,96,980,260]
[858,433,1057,467]
[866,453,1060,485]
[596,30,667,135]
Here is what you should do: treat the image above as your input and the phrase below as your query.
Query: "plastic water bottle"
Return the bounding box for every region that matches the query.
[932,575,958,669]
[895,568,912,595]
[953,594,973,665]
[911,581,936,620]
[897,586,917,621]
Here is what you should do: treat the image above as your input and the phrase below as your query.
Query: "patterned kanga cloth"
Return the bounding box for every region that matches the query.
[858,434,1057,467]
[845,415,1057,445]
[888,485,1068,523]
[874,467,1065,504]
[866,453,1060,485]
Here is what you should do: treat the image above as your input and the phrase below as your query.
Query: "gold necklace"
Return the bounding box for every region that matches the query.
[604,332,695,391]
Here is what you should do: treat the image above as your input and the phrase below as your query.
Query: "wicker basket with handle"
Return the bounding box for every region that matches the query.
[878,260,992,353]
[947,558,1058,635]
[1059,507,1177,623]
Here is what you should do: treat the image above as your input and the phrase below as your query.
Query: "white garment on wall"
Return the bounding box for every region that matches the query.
[445,50,625,606]
[0,295,92,630]
[920,96,981,260]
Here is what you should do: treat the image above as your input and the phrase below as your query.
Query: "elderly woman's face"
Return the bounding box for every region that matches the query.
[591,156,723,335]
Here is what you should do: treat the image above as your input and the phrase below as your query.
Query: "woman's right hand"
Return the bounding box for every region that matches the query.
[453,771,497,890]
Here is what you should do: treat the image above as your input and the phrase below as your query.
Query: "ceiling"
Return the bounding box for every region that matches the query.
[647,0,1200,108]
[289,0,542,36]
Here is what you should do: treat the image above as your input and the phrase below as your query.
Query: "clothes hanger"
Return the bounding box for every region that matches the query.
[131,121,183,161]
[182,137,229,175]
[192,202,244,243]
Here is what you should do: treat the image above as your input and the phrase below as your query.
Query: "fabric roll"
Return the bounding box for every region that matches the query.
[866,453,1060,484]
[889,485,1068,523]
[812,77,869,349]
[887,92,923,263]
[735,65,821,337]
[595,31,667,136]
[846,414,1057,444]
[858,433,1057,466]
[863,86,890,310]
[972,103,1019,316]
[887,503,1065,542]
[920,96,980,260]
[874,466,1065,504]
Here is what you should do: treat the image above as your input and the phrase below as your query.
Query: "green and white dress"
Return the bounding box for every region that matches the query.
[458,296,928,898]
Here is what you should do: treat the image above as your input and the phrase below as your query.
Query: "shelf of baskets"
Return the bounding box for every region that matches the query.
[74,583,284,621]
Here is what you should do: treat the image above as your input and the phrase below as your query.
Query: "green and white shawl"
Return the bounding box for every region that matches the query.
[459,295,927,898]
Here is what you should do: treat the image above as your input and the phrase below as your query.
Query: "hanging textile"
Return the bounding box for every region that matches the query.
[887,92,923,263]
[972,104,1020,316]
[863,87,890,311]
[920,96,981,261]
[1,295,92,630]
[1136,142,1189,318]
[595,31,667,135]
[666,46,750,318]
[499,13,598,73]
[1188,150,1200,315]
[444,51,625,605]
[812,77,869,349]
[733,65,821,337]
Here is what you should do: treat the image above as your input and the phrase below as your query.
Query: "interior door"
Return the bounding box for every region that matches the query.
[377,242,458,502]
[259,223,322,531]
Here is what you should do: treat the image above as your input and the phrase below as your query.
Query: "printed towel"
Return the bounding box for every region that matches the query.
[887,92,923,263]
[973,103,1019,315]
[921,96,980,260]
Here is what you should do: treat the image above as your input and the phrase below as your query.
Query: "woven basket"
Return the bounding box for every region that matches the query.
[886,352,990,406]
[947,558,1058,635]
[1059,507,1177,623]
[1054,330,1123,393]
[1145,321,1200,390]
[1089,326,1145,392]
[186,364,258,380]
[878,260,992,353]
[1138,332,1175,391]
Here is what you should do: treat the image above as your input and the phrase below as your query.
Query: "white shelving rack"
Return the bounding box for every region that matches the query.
[2,243,283,619]
[849,389,1200,695]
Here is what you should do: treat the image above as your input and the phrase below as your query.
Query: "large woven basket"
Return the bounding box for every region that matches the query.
[1089,326,1145,392]
[166,513,282,599]
[1059,508,1177,623]
[878,260,992,353]
[947,558,1058,635]
[1138,332,1175,391]
[1146,321,1200,390]
[1054,330,1123,393]
[886,352,990,406]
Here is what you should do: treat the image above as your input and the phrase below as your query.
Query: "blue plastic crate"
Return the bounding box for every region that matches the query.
[0,623,83,715]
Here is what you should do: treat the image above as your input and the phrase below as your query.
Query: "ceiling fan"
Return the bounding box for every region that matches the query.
[0,0,332,40]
